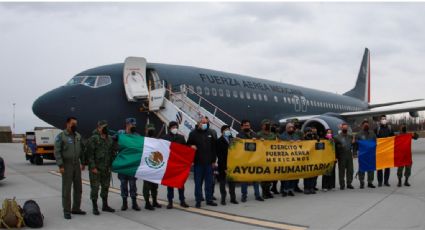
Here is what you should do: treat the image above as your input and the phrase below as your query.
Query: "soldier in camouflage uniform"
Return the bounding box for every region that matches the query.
[143,123,162,210]
[257,119,277,199]
[54,117,86,220]
[86,120,116,215]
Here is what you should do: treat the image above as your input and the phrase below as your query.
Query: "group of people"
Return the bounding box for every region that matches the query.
[53,115,416,220]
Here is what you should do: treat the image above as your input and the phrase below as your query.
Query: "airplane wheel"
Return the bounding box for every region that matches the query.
[35,155,43,165]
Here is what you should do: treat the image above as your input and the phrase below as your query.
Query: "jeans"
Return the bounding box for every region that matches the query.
[241,182,260,198]
[194,164,214,203]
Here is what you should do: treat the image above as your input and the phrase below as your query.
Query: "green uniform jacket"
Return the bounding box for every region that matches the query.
[256,131,277,140]
[85,130,115,171]
[54,130,84,167]
[334,133,354,160]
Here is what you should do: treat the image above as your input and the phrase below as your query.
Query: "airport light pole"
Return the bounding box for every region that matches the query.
[13,102,16,134]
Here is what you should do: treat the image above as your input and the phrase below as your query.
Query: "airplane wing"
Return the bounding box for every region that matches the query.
[279,101,425,124]
[341,102,425,119]
[368,99,423,109]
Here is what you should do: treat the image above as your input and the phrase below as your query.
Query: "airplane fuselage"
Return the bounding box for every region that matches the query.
[33,62,368,137]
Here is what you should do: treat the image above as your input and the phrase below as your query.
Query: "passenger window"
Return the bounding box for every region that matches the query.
[196,86,202,95]
[226,89,231,97]
[258,94,262,101]
[212,88,217,96]
[233,90,238,98]
[218,88,224,97]
[204,87,210,96]
[283,97,287,103]
[253,93,257,100]
[239,91,244,99]
[274,96,278,102]
[83,76,97,87]
[264,94,268,101]
[188,85,195,94]
[96,76,112,88]
[246,92,251,99]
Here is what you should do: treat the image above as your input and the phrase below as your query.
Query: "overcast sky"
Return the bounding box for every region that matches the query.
[1,2,424,133]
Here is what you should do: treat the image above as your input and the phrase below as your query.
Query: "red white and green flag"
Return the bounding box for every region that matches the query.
[112,134,195,188]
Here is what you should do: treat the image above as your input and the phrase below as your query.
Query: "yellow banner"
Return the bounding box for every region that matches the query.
[227,139,336,182]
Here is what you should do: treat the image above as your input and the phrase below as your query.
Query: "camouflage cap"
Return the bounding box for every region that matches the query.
[146,123,155,130]
[261,119,271,125]
[125,118,137,125]
[97,120,108,127]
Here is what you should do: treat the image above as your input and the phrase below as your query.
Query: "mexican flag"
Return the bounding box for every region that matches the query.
[112,134,195,188]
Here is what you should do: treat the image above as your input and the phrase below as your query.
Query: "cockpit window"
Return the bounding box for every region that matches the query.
[66,76,86,85]
[96,76,112,87]
[66,75,112,88]
[83,76,97,87]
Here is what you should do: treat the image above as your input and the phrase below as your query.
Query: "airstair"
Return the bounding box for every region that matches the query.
[123,57,240,140]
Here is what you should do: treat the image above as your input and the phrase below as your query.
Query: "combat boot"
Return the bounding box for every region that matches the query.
[152,197,162,208]
[121,197,128,211]
[145,200,155,211]
[132,198,141,211]
[92,200,100,215]
[404,177,411,186]
[397,177,402,187]
[102,198,115,212]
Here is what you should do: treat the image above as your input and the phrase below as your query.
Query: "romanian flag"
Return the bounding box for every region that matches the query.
[357,134,412,172]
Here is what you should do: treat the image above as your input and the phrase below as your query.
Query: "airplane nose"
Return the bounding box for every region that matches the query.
[32,87,69,128]
[32,93,50,122]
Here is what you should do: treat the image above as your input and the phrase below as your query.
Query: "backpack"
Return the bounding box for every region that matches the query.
[22,200,43,228]
[0,198,24,229]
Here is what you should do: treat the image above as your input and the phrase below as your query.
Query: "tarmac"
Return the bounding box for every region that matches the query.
[1,140,425,230]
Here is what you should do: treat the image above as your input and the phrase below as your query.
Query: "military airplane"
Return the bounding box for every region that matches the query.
[32,48,425,136]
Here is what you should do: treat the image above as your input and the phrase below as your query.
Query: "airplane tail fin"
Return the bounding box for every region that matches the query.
[343,48,370,103]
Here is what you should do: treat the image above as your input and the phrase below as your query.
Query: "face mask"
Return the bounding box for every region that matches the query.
[325,134,332,139]
[201,123,208,130]
[130,126,137,133]
[170,128,178,135]
[363,125,369,131]
[243,128,250,133]
[342,129,348,134]
[224,130,231,137]
[381,119,387,125]
[70,125,77,133]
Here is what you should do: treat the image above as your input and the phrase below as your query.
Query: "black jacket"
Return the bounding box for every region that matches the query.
[187,128,217,165]
[216,136,231,174]
[162,133,186,145]
[374,125,394,138]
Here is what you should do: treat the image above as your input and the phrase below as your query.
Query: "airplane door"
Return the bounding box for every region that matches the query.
[123,57,149,102]
[301,96,307,112]
[293,95,301,112]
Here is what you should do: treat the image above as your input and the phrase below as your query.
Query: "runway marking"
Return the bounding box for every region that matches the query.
[49,170,307,230]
